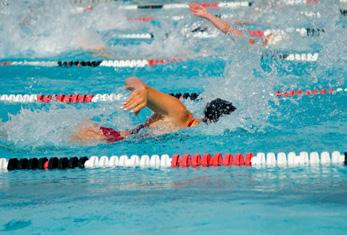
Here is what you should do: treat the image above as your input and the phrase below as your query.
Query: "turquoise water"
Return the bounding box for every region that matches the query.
[0,0,347,234]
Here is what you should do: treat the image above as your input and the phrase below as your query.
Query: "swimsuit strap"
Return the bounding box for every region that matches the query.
[129,123,148,135]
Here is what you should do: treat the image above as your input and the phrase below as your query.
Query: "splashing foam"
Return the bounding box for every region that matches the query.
[0,102,131,148]
[0,0,130,57]
[186,48,277,136]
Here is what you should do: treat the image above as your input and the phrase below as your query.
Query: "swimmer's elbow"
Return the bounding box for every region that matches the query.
[217,22,232,34]
[221,25,230,34]
[173,106,191,123]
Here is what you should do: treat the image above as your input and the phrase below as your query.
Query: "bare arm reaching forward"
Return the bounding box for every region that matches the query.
[189,2,244,36]
[122,77,192,126]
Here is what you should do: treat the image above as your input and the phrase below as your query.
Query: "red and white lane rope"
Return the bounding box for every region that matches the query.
[0,151,346,172]
[0,87,345,104]
[118,27,325,40]
[285,0,319,5]
[128,14,235,22]
[0,52,319,69]
[0,58,182,68]
[0,93,200,104]
[126,11,321,22]
[118,1,253,10]
[117,1,320,10]
[0,94,125,103]
[274,87,347,97]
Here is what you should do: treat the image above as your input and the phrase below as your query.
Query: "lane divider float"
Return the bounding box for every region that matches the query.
[273,87,346,97]
[262,52,319,62]
[117,1,319,10]
[0,151,346,172]
[0,52,320,69]
[128,13,235,22]
[285,0,319,5]
[126,11,321,22]
[116,27,325,40]
[0,92,199,104]
[0,87,345,104]
[114,33,154,39]
[118,2,253,10]
[70,0,320,9]
[0,58,182,68]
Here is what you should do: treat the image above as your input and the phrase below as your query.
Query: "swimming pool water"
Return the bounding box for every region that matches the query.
[0,0,347,234]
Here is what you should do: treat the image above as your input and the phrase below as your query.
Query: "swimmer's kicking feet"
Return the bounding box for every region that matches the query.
[72,77,236,145]
[189,2,273,45]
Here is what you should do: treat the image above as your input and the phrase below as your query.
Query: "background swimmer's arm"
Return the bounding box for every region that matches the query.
[123,77,191,125]
[79,38,113,59]
[189,3,244,37]
[87,47,113,59]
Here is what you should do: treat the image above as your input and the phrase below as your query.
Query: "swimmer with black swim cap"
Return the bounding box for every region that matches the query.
[72,77,236,145]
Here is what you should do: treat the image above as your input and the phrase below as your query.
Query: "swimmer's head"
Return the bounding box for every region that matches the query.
[202,98,236,124]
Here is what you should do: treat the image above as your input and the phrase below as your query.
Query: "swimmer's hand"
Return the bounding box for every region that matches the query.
[124,77,146,91]
[123,77,148,115]
[189,2,243,36]
[189,2,209,18]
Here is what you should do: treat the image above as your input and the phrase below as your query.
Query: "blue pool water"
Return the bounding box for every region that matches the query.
[0,0,347,234]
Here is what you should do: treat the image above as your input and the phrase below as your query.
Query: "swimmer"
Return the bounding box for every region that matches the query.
[189,2,274,45]
[72,77,236,145]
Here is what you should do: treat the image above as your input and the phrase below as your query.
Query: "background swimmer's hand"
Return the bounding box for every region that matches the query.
[189,2,209,18]
[190,2,243,36]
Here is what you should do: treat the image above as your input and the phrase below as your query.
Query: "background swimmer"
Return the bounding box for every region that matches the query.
[189,2,276,45]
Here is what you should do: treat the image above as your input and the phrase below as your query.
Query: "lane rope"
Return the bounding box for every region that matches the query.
[0,93,199,104]
[0,52,320,69]
[0,151,345,172]
[285,0,319,5]
[118,2,253,10]
[0,58,182,68]
[70,0,320,9]
[0,87,345,104]
[274,87,347,97]
[126,11,321,22]
[116,1,320,10]
[113,28,326,40]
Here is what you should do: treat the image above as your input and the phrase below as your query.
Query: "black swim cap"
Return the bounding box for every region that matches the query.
[202,98,236,123]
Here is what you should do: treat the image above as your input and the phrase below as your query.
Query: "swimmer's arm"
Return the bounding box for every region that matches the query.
[189,3,244,37]
[79,37,113,59]
[123,77,191,125]
[146,86,190,122]
[203,13,244,36]
[87,47,113,59]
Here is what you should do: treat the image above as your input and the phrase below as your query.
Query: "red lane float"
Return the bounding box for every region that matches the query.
[170,153,253,168]
[275,88,335,97]
[37,94,95,103]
